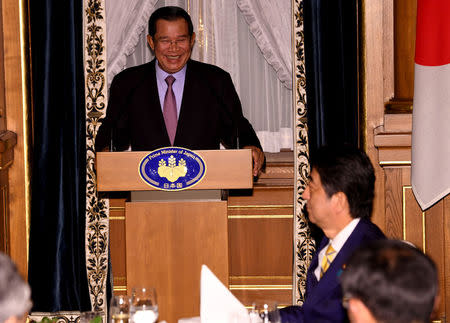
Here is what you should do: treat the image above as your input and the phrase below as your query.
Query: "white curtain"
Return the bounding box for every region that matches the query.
[235,7,292,152]
[106,0,158,88]
[237,0,292,89]
[106,0,292,152]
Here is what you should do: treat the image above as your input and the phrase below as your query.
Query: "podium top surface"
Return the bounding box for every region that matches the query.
[96,149,253,192]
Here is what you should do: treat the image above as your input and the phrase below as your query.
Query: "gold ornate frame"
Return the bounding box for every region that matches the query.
[84,0,109,314]
[292,0,315,305]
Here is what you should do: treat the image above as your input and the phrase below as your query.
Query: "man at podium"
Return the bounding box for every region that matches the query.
[96,6,264,177]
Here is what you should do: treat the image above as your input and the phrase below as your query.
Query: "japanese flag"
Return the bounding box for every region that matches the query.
[412,0,450,209]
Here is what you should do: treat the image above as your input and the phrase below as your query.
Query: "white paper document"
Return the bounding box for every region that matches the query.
[200,265,250,323]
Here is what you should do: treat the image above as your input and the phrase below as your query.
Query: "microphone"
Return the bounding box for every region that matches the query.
[109,127,115,152]
[234,116,240,149]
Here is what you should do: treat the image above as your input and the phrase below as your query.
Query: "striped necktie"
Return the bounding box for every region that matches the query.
[320,244,336,278]
[163,75,177,145]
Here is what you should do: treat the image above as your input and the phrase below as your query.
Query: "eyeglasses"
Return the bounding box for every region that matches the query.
[156,37,190,48]
[342,295,350,309]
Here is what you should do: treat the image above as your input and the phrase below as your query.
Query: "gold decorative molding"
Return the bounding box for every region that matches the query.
[402,185,426,251]
[230,275,292,279]
[229,285,292,290]
[113,286,127,292]
[422,211,426,253]
[402,185,410,240]
[379,160,411,166]
[359,0,366,150]
[18,0,32,264]
[228,205,293,209]
[228,215,293,219]
[109,216,125,221]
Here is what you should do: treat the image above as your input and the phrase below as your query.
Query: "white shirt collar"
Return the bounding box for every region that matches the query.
[315,218,360,280]
[329,217,360,252]
[155,59,187,82]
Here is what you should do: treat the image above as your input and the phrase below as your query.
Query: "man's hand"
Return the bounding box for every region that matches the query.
[243,145,265,177]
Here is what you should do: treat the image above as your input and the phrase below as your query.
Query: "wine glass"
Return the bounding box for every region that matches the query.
[249,302,280,323]
[110,295,131,323]
[130,287,158,323]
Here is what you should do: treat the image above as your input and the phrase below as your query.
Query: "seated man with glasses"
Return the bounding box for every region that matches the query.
[280,145,385,323]
[340,239,439,323]
[0,252,32,323]
[96,6,264,177]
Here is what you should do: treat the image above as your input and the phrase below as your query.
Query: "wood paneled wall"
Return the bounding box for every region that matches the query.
[363,1,448,321]
[228,152,294,307]
[0,0,29,279]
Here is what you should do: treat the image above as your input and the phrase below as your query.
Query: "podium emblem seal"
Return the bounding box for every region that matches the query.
[139,147,206,191]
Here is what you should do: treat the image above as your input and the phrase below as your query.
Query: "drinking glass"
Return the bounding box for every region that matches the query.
[249,302,280,323]
[130,287,158,323]
[110,295,131,323]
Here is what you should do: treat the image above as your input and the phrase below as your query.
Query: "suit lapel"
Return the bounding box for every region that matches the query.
[175,60,197,144]
[306,221,367,305]
[144,60,171,146]
[305,238,328,295]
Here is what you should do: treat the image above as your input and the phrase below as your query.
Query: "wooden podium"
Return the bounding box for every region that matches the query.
[97,150,253,323]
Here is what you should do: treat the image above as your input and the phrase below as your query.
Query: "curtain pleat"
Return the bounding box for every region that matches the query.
[304,0,358,154]
[28,0,91,311]
[237,0,292,89]
[106,0,159,88]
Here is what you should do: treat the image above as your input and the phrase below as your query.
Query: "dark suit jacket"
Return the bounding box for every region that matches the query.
[95,59,262,151]
[280,218,385,323]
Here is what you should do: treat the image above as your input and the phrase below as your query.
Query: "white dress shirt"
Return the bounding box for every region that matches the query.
[155,60,187,118]
[314,218,360,281]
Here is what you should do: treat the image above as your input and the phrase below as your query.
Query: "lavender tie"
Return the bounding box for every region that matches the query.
[163,75,177,145]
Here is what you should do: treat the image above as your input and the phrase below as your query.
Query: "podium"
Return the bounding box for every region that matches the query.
[96,149,253,322]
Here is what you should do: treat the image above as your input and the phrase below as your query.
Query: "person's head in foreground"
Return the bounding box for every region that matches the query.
[340,239,439,323]
[0,253,32,323]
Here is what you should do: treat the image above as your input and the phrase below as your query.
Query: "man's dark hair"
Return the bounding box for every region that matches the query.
[148,6,194,38]
[340,240,438,323]
[310,145,375,219]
